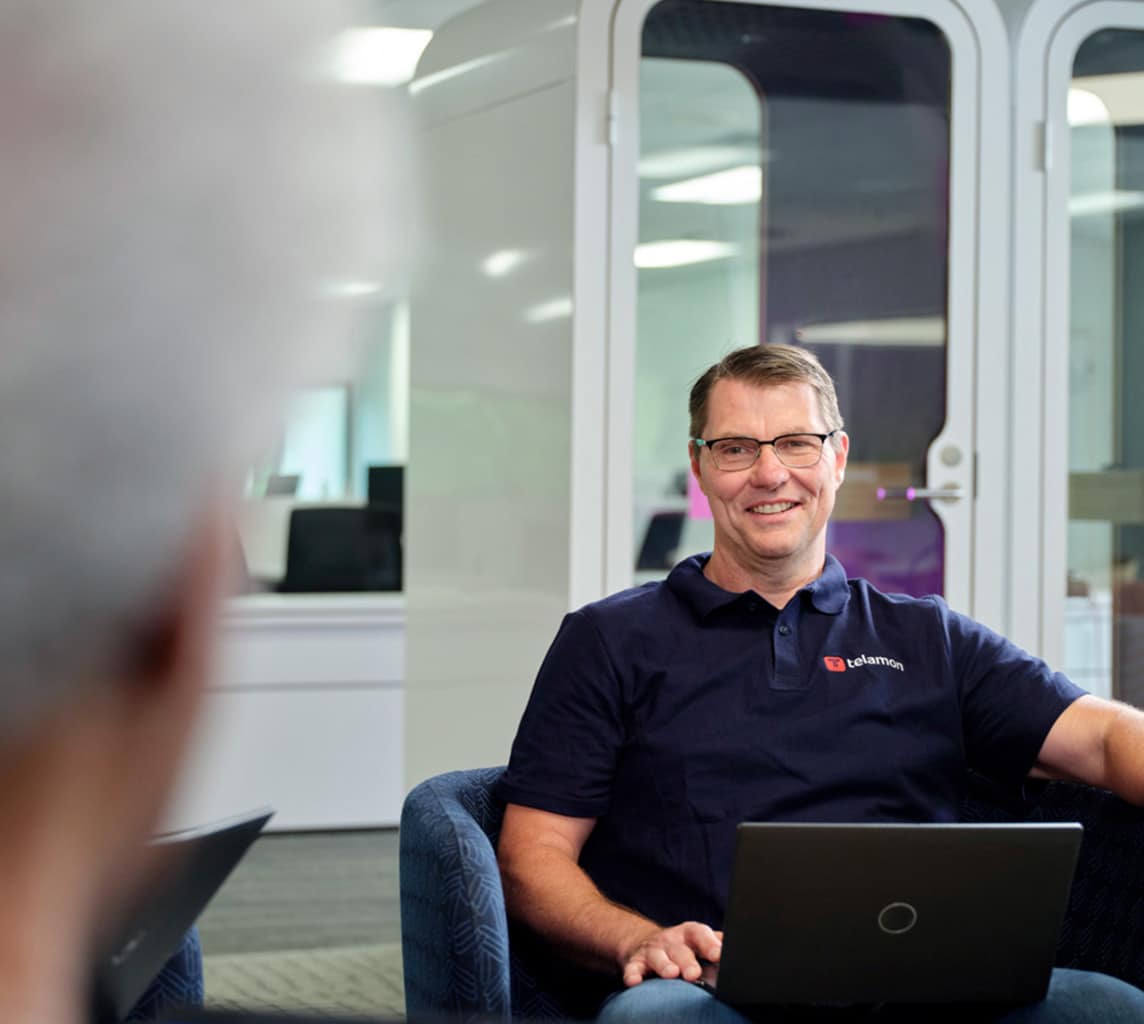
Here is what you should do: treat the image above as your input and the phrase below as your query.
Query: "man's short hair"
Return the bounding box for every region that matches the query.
[0,1,412,745]
[689,344,845,439]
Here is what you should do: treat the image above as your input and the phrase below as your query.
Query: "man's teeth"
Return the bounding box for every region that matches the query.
[750,502,796,514]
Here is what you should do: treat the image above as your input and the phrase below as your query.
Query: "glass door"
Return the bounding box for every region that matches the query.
[607,0,1003,613]
[1027,1,1144,697]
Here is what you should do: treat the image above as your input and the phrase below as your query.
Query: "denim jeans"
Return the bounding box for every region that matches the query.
[596,970,1144,1023]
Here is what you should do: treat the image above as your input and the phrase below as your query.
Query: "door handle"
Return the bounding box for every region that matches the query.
[876,485,964,503]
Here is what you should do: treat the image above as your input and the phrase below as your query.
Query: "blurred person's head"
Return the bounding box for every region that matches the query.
[0,3,409,1018]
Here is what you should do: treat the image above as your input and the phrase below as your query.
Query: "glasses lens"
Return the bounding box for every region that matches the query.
[710,438,760,470]
[773,434,825,467]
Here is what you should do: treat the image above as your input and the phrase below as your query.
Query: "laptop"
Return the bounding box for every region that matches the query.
[708,822,1082,1009]
[90,807,274,1024]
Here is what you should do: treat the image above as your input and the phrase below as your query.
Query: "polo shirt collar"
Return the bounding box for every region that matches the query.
[666,552,851,618]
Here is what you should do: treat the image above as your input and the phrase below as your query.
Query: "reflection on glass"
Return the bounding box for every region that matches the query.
[634,1,951,598]
[1065,31,1144,700]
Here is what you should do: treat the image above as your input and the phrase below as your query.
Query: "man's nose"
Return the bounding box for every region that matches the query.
[749,445,790,487]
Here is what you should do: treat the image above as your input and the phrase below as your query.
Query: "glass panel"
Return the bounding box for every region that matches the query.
[634,1,951,596]
[1065,31,1144,700]
[236,302,408,592]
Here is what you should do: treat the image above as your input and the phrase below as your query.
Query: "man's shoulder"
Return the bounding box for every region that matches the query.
[843,575,950,620]
[573,556,702,630]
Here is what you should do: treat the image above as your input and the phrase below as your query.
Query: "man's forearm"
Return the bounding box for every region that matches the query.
[499,841,658,975]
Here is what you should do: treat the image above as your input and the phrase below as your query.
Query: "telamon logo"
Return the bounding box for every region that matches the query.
[823,654,905,673]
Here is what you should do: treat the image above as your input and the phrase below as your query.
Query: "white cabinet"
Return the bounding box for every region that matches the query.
[164,594,404,832]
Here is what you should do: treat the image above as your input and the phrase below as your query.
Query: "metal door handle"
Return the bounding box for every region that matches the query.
[876,485,963,503]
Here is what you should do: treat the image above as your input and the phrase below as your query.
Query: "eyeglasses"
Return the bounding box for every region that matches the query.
[691,431,838,471]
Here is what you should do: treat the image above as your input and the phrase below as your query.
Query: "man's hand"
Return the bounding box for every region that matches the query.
[619,922,723,987]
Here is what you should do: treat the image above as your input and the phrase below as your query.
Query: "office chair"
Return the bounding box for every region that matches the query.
[278,507,401,593]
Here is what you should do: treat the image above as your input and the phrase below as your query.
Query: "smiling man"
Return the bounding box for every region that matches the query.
[496,344,1144,1023]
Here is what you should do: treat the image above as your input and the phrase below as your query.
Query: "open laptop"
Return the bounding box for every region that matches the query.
[707,822,1082,1009]
[90,807,274,1024]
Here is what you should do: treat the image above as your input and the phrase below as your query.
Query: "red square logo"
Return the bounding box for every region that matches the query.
[823,656,847,672]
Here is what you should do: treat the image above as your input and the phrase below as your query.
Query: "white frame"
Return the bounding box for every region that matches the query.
[604,0,1010,622]
[1012,0,1144,662]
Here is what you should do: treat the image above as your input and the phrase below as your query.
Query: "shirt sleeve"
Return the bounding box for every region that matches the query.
[496,608,626,818]
[939,601,1087,782]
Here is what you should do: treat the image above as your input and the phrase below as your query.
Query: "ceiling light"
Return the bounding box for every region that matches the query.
[1068,88,1110,126]
[323,281,381,298]
[482,249,529,278]
[639,146,767,179]
[331,27,432,86]
[1069,190,1144,216]
[796,317,945,347]
[651,166,762,205]
[1071,73,1144,126]
[634,240,737,269]
[524,296,573,323]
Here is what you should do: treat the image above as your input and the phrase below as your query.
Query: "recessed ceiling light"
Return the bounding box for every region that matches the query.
[651,166,762,205]
[331,27,432,86]
[634,240,737,269]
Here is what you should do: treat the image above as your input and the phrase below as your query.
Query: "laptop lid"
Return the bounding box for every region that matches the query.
[91,807,274,1024]
[714,822,1082,1008]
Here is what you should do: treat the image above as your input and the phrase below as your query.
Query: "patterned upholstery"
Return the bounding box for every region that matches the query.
[963,774,1144,991]
[401,768,1144,1022]
[400,767,584,1022]
[124,925,205,1022]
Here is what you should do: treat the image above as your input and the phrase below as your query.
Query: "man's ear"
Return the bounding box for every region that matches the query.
[831,431,849,486]
[127,504,234,694]
[689,440,706,494]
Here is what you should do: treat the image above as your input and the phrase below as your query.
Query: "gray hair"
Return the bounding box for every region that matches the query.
[0,1,413,742]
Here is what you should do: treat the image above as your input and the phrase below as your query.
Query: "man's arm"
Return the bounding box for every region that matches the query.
[497,803,723,987]
[1033,693,1144,804]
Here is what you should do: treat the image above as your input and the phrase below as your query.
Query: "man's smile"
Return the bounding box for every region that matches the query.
[746,500,800,516]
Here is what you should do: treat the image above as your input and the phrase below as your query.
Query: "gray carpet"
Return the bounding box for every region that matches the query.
[204,942,404,1018]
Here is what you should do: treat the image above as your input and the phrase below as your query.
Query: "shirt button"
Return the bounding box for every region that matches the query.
[747,601,759,612]
[778,624,791,636]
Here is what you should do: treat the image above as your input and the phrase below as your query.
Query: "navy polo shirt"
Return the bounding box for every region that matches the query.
[497,554,1085,931]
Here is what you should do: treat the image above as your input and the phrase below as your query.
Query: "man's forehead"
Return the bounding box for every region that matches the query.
[705,378,821,422]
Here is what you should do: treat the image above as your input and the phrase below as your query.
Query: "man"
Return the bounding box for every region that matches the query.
[0,4,406,1021]
[496,344,1144,1022]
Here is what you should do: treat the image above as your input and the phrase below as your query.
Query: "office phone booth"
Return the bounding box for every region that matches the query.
[405,0,1008,781]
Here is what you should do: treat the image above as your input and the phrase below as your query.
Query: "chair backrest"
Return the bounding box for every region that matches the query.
[279,506,400,593]
[961,775,1144,991]
[122,926,204,1022]
[399,768,584,1022]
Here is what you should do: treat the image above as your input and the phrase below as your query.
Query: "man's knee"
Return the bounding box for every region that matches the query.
[1000,968,1144,1023]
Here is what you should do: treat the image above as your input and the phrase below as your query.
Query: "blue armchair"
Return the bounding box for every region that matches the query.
[400,767,1144,1021]
[123,926,205,1022]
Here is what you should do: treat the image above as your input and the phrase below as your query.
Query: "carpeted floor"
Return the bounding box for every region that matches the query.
[204,942,404,1019]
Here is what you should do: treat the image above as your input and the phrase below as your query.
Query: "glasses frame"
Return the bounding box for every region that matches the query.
[691,430,839,471]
